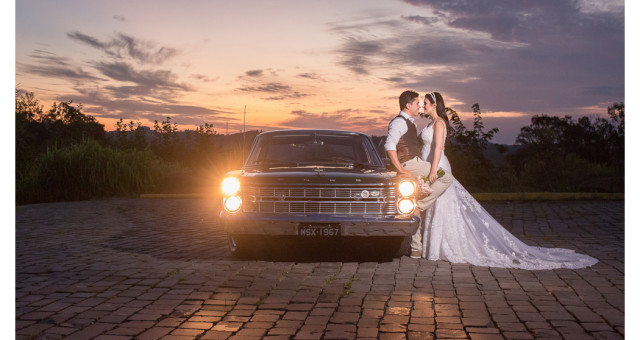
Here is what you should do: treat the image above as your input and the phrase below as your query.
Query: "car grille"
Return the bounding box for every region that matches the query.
[242,186,397,216]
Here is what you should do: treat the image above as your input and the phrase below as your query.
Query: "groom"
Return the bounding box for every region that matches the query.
[385,90,453,258]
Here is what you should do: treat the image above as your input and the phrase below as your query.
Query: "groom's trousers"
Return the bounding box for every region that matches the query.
[401,157,454,251]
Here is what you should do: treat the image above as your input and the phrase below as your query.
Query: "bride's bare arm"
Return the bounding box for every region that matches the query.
[429,120,445,183]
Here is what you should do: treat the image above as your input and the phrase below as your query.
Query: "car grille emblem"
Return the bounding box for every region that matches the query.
[360,190,370,198]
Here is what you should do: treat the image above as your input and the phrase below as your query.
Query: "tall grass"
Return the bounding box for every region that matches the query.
[17,139,183,204]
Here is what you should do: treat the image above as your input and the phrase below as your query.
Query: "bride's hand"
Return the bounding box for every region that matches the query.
[428,170,438,183]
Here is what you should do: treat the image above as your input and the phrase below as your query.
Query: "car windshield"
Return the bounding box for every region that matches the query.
[246,132,382,169]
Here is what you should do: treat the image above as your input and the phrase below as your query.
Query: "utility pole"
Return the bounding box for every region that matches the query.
[242,105,246,162]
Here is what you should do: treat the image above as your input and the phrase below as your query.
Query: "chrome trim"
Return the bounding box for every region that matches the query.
[220,211,420,236]
[242,185,397,216]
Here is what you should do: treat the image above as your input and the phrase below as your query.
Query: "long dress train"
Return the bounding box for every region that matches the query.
[419,121,598,269]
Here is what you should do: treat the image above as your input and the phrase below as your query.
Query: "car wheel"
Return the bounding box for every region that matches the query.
[227,234,254,259]
[394,235,412,258]
[373,236,411,259]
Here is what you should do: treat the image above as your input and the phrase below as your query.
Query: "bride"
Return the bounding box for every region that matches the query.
[417,92,598,269]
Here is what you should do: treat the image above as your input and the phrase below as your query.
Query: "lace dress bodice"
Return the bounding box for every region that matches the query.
[420,120,451,172]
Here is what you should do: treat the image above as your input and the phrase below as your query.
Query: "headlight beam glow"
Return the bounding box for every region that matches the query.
[222,177,241,196]
[397,198,416,214]
[223,196,242,213]
[398,180,416,197]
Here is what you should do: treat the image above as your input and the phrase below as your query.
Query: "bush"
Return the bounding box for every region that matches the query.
[517,152,618,192]
[17,139,184,204]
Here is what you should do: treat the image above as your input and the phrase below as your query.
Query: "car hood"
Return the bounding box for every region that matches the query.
[229,168,397,185]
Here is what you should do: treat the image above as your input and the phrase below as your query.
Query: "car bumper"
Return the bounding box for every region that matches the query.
[219,212,420,237]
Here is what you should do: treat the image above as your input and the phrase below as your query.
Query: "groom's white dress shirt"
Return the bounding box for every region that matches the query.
[384,110,417,153]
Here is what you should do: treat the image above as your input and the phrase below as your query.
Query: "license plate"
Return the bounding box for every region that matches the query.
[298,223,341,237]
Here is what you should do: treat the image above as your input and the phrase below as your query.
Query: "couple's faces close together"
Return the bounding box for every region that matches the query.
[423,99,435,116]
[406,97,435,117]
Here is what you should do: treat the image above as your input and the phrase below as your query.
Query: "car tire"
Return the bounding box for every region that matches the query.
[395,235,412,258]
[227,234,254,259]
[373,236,411,259]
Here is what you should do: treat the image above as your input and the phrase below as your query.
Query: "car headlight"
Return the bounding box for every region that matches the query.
[222,177,241,196]
[223,196,242,213]
[398,179,416,197]
[397,198,416,214]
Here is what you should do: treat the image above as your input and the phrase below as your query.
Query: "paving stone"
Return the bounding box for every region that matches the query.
[267,327,299,336]
[329,312,359,324]
[235,328,267,337]
[137,327,173,340]
[93,335,133,340]
[63,322,117,340]
[199,330,233,339]
[435,328,468,338]
[211,321,243,332]
[502,331,534,339]
[469,334,504,340]
[379,333,408,340]
[407,324,435,332]
[379,323,407,332]
[294,325,325,339]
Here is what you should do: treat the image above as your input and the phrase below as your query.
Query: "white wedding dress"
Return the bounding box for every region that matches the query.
[419,121,598,269]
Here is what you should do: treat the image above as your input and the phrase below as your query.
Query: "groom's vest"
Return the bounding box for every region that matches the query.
[393,115,420,164]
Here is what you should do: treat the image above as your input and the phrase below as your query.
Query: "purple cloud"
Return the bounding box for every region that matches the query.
[67,31,179,64]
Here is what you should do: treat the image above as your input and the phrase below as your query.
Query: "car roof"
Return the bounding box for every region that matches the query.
[257,129,370,138]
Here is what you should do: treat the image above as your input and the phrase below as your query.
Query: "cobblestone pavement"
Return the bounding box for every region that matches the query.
[16,199,624,339]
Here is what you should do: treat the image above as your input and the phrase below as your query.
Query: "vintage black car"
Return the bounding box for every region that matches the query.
[219,129,420,258]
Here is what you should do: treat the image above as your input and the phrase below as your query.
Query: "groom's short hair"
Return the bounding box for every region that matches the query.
[399,90,419,111]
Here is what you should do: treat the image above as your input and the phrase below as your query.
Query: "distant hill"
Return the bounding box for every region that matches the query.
[482,143,522,166]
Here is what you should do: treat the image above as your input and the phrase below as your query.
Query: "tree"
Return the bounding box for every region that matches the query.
[508,103,624,191]
[515,106,623,169]
[15,92,106,186]
[151,117,180,160]
[15,91,44,122]
[16,91,44,176]
[113,119,148,150]
[445,104,505,191]
[447,103,499,152]
[195,123,217,154]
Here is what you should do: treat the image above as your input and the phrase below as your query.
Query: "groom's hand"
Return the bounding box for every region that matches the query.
[397,168,413,178]
[386,150,412,178]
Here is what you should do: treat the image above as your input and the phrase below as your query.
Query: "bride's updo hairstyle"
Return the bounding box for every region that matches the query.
[425,91,448,125]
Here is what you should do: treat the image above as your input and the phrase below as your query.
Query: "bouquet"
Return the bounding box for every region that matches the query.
[416,168,446,196]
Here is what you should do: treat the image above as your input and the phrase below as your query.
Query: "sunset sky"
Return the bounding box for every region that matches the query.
[15,0,625,144]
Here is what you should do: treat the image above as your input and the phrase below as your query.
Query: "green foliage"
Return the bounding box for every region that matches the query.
[514,107,624,169]
[151,117,179,159]
[445,104,502,191]
[448,103,499,152]
[17,139,182,204]
[506,103,624,191]
[113,118,148,150]
[15,92,106,150]
[16,91,107,190]
[15,91,43,121]
[516,151,617,192]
